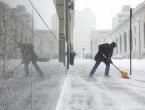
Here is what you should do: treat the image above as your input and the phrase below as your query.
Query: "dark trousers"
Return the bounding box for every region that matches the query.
[24,61,43,75]
[90,61,110,75]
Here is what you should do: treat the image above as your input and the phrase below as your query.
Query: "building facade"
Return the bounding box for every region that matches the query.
[112,5,130,29]
[93,2,145,59]
[73,7,96,58]
[56,0,75,68]
[110,2,145,59]
[91,30,111,57]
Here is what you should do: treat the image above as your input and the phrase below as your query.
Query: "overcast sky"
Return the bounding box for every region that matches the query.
[75,0,145,30]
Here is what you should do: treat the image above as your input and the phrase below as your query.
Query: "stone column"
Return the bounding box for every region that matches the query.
[59,33,65,65]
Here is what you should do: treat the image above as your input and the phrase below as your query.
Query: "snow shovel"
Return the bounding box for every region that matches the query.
[4,62,23,79]
[103,54,130,79]
[4,55,30,79]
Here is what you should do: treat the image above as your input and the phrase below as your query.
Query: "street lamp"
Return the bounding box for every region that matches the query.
[82,48,85,59]
[134,19,141,59]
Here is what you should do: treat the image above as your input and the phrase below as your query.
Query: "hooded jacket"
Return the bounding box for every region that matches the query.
[18,43,38,64]
[94,42,116,65]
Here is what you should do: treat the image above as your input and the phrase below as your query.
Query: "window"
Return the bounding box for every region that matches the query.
[119,14,123,17]
[142,53,145,58]
[124,32,127,52]
[144,22,145,48]
[118,19,122,23]
[104,39,106,42]
[116,38,118,54]
[120,35,122,53]
[135,37,136,46]
[134,26,136,33]
[131,30,133,51]
[129,29,133,51]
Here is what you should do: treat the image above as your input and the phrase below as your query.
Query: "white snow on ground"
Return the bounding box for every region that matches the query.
[56,59,145,110]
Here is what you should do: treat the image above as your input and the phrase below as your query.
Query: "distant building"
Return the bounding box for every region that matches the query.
[11,5,33,28]
[109,2,145,59]
[95,1,145,59]
[73,7,96,58]
[34,30,57,58]
[91,30,111,57]
[112,5,130,29]
[121,5,130,12]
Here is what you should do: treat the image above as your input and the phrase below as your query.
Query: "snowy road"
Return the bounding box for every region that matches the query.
[56,59,145,110]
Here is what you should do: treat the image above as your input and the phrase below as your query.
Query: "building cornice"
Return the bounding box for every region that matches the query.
[109,1,145,37]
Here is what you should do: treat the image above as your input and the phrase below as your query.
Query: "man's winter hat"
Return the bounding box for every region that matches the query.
[110,42,117,49]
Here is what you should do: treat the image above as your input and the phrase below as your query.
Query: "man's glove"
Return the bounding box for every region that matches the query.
[110,60,113,64]
[108,57,113,64]
[28,54,31,58]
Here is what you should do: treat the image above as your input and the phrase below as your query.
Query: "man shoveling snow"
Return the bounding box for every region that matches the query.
[89,42,116,77]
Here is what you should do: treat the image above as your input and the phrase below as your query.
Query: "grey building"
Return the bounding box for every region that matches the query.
[112,5,130,29]
[73,7,96,58]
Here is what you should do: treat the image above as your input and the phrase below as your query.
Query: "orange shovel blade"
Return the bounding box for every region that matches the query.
[4,72,14,79]
[121,71,130,79]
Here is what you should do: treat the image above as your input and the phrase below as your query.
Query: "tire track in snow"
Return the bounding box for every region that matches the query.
[63,65,125,110]
[73,60,145,110]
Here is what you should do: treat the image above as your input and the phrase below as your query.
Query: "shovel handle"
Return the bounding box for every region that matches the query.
[12,63,22,72]
[103,54,122,73]
[12,55,29,72]
[112,63,122,73]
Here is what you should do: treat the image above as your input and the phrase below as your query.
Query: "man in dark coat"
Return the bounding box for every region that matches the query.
[18,43,43,76]
[89,42,116,77]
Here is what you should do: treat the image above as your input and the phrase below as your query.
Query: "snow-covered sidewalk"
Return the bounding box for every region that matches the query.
[56,59,145,110]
